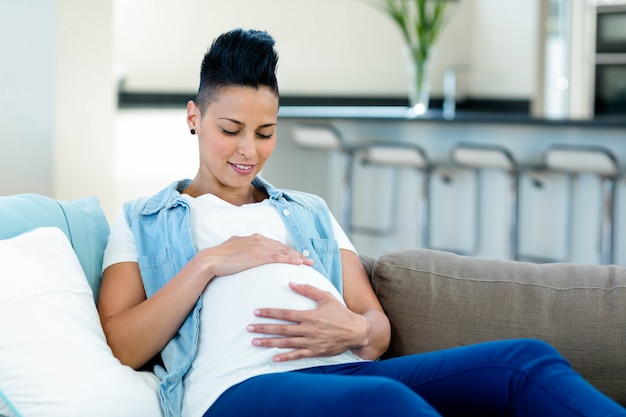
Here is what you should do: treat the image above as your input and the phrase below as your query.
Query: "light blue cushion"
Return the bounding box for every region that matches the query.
[0,194,109,301]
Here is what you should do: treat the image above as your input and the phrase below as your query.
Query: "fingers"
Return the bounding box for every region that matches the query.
[288,282,330,303]
[248,333,318,363]
[248,332,338,363]
[248,308,308,332]
[247,322,312,362]
[247,284,356,362]
[205,234,314,277]
[247,311,312,352]
[232,234,314,266]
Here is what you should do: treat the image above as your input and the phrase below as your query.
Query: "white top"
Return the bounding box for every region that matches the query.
[103,193,365,417]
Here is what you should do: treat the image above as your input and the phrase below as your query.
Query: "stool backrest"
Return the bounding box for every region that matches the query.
[451,145,516,171]
[544,147,619,177]
[358,143,429,169]
[292,124,343,151]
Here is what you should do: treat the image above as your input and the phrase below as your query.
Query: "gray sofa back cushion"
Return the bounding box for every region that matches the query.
[371,248,626,405]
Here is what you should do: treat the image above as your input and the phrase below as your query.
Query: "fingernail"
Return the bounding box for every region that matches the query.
[247,325,254,332]
[252,339,261,346]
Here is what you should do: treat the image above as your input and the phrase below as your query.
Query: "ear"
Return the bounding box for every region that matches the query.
[187,100,200,132]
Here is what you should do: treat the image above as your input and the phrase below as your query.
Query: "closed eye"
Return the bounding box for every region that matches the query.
[221,128,239,136]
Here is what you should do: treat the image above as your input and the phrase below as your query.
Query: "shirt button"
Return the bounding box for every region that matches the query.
[302,250,310,257]
[282,209,290,216]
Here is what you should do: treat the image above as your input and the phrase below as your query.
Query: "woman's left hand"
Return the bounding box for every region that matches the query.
[247,282,370,362]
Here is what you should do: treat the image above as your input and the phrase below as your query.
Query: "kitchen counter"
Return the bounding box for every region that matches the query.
[278,106,626,128]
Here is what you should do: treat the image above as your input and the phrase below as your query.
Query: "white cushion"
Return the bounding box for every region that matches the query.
[0,227,163,417]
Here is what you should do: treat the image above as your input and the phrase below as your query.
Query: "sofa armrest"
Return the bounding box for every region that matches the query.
[371,248,626,404]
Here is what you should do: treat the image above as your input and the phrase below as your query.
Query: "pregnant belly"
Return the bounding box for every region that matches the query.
[183,264,362,417]
[196,263,345,367]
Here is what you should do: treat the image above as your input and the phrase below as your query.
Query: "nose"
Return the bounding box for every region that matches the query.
[238,132,256,159]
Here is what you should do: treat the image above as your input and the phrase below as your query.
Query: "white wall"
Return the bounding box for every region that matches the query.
[0,1,55,195]
[0,0,115,216]
[113,0,539,99]
[468,0,539,97]
[53,0,115,216]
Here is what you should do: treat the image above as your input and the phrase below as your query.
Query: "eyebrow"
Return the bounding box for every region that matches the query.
[218,118,277,128]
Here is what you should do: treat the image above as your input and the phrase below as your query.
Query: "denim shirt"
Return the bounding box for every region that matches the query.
[123,177,343,417]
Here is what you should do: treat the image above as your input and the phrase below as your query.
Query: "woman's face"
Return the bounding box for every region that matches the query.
[187,86,279,200]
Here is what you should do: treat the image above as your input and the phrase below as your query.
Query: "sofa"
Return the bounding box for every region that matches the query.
[1,193,624,416]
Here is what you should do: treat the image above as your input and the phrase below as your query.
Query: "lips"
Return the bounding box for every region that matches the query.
[229,162,256,174]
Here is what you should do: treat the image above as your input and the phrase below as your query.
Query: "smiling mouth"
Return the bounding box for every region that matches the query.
[229,162,255,173]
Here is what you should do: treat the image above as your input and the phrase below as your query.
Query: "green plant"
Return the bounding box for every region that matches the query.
[374,0,451,64]
[368,0,455,113]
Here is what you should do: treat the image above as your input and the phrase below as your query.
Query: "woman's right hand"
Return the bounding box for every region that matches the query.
[201,233,314,278]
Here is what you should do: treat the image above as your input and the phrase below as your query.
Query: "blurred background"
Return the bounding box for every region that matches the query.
[2,0,625,262]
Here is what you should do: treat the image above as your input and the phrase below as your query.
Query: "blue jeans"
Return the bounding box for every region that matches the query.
[203,339,625,417]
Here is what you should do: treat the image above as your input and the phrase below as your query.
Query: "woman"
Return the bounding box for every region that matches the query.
[98,28,625,417]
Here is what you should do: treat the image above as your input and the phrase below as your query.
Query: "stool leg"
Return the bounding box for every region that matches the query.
[508,171,519,261]
[472,169,482,255]
[386,167,401,235]
[601,177,616,265]
[349,163,399,237]
[420,169,431,248]
[561,174,575,262]
[342,152,354,237]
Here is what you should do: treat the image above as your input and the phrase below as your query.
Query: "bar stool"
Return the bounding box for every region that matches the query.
[349,141,431,248]
[291,123,354,231]
[446,143,518,259]
[543,145,619,264]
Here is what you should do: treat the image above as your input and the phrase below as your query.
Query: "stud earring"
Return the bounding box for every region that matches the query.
[190,129,196,135]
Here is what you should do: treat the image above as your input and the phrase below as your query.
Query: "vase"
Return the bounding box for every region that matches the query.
[405,49,431,117]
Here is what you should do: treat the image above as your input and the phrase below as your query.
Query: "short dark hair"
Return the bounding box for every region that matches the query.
[195,28,279,111]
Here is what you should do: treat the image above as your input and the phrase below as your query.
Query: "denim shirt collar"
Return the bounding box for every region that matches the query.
[141,179,192,215]
[140,177,290,216]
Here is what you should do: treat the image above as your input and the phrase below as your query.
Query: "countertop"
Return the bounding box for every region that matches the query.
[278,106,626,128]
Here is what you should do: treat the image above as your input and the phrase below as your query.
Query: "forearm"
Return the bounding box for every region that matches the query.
[100,256,215,369]
[351,309,391,360]
[102,288,197,369]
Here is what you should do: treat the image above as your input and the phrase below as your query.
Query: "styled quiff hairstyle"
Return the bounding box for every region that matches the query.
[194,28,279,112]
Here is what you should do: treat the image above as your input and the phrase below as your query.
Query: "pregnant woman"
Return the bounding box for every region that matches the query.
[97,28,626,417]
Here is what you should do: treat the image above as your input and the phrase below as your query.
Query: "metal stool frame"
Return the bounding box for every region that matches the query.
[542,144,619,265]
[291,123,355,234]
[348,141,431,248]
[445,143,519,260]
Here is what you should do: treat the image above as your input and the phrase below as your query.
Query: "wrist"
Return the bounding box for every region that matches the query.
[350,310,390,360]
[350,313,373,358]
[190,249,217,285]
